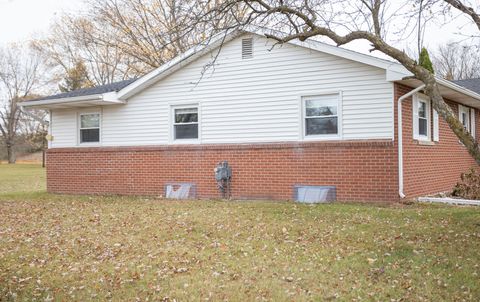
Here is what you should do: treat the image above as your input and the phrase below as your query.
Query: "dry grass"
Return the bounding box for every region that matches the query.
[0,164,45,194]
[0,165,479,301]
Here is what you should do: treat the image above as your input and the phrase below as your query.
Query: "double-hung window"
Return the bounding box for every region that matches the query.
[418,101,428,137]
[303,94,341,137]
[173,106,199,140]
[79,113,100,144]
[413,94,431,141]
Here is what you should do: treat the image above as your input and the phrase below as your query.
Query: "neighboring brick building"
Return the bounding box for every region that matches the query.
[22,27,480,202]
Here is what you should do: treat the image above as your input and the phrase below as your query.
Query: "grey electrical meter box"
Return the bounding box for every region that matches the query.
[214,161,232,198]
[214,161,232,182]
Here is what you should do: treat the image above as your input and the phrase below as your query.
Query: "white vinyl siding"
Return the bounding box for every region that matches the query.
[50,109,77,147]
[49,34,394,148]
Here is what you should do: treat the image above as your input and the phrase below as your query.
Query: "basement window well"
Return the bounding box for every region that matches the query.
[165,183,197,199]
[294,185,336,203]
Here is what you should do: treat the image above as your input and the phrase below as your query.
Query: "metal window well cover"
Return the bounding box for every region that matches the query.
[165,183,196,199]
[294,186,336,203]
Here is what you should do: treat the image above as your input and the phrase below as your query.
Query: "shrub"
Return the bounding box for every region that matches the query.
[452,168,480,200]
[419,47,434,74]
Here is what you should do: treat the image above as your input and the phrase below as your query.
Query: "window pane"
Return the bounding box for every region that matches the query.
[418,101,426,118]
[419,118,427,136]
[306,100,337,117]
[306,117,338,135]
[462,112,468,128]
[175,124,198,139]
[175,108,198,123]
[81,114,100,128]
[80,128,100,143]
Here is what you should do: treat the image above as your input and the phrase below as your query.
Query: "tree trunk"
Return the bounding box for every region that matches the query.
[6,143,15,164]
[424,80,480,164]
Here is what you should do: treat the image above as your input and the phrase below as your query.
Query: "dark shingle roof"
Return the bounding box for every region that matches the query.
[37,78,138,101]
[452,78,480,95]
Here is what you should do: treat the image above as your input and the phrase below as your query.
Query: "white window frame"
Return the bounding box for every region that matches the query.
[301,92,342,140]
[413,94,431,141]
[78,112,101,145]
[433,109,440,142]
[459,104,473,134]
[471,108,476,139]
[170,104,200,144]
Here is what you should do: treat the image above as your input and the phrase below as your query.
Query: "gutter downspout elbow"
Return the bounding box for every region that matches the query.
[397,84,425,199]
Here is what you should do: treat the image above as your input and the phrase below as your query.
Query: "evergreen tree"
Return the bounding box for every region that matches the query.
[59,60,94,92]
[419,47,434,74]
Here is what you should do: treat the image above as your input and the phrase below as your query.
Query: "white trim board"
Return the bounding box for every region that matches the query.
[417,197,480,206]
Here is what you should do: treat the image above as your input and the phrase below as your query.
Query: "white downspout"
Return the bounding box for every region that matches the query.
[398,84,425,198]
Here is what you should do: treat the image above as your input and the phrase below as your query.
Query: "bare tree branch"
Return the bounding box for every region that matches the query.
[443,0,480,30]
[0,45,45,163]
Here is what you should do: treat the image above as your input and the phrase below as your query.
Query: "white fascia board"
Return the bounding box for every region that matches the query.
[436,77,480,101]
[249,26,399,70]
[102,91,124,103]
[20,93,126,108]
[386,68,412,81]
[21,94,104,107]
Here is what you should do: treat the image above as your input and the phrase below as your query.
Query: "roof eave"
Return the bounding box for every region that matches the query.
[250,26,401,70]
[395,77,480,109]
[436,77,480,101]
[20,94,126,109]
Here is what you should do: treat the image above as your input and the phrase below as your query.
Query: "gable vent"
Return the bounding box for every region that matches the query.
[242,37,253,59]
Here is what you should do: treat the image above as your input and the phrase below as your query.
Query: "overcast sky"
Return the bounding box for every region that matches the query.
[0,0,478,57]
[0,0,81,44]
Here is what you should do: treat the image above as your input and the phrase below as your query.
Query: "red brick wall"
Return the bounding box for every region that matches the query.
[394,83,478,198]
[46,141,398,202]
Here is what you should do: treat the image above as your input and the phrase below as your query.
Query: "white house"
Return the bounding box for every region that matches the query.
[22,27,480,202]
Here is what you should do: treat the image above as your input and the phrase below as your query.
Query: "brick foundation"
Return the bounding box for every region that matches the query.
[46,141,398,202]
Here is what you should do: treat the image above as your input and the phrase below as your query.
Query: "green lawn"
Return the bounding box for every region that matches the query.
[0,165,479,301]
[0,163,45,194]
